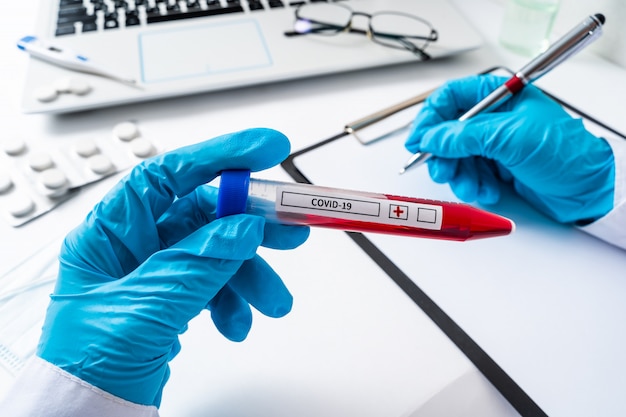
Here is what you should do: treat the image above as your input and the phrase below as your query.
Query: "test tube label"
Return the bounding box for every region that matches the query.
[276,186,443,230]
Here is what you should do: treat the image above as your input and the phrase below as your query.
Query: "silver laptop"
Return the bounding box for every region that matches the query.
[21,0,483,114]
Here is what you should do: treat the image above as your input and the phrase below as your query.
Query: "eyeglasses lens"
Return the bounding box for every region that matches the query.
[370,13,435,50]
[294,4,352,35]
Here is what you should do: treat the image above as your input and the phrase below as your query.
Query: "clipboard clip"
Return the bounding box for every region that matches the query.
[345,67,515,145]
[344,87,436,145]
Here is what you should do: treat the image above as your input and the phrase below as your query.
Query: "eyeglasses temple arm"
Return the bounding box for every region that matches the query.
[284,30,305,37]
[284,25,354,36]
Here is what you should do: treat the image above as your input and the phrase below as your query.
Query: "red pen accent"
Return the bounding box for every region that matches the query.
[504,75,526,94]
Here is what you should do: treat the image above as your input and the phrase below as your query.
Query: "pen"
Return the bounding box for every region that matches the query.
[399,13,606,174]
[216,170,515,242]
[17,35,139,88]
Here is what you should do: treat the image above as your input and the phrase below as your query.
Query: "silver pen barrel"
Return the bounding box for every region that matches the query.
[458,84,512,121]
[517,13,605,83]
[462,13,605,120]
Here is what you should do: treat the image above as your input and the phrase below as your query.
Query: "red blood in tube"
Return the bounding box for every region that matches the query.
[276,195,514,242]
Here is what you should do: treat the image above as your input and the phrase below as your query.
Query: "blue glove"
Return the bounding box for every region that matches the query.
[405,74,615,224]
[37,128,310,407]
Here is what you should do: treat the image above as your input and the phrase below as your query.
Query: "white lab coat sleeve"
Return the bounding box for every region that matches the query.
[0,356,158,417]
[579,133,626,250]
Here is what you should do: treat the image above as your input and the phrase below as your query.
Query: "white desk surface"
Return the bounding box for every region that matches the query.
[1,1,626,416]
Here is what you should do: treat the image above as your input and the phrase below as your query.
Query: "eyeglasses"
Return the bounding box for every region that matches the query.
[283,3,439,61]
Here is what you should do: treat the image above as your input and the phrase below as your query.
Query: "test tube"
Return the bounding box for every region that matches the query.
[216,170,515,242]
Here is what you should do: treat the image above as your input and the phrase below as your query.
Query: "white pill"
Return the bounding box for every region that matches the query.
[113,122,140,141]
[34,85,59,103]
[87,154,114,174]
[7,193,35,217]
[53,77,74,93]
[69,79,92,96]
[54,77,92,96]
[74,138,99,157]
[0,173,13,194]
[130,138,155,158]
[40,168,68,190]
[3,137,27,156]
[28,152,55,171]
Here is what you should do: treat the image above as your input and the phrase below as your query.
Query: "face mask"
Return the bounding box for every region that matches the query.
[0,237,60,376]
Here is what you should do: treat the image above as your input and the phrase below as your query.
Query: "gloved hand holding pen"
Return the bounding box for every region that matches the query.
[405,74,616,224]
[27,128,310,410]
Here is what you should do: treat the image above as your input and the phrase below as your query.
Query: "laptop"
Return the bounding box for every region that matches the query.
[21,0,483,114]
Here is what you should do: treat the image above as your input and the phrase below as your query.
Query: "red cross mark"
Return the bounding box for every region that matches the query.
[389,204,408,220]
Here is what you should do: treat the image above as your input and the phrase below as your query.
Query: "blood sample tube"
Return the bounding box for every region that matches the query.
[216,170,515,242]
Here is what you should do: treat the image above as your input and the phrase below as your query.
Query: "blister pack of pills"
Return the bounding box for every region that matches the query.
[0,121,162,227]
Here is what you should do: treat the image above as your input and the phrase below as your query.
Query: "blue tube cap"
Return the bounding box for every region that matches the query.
[216,169,251,218]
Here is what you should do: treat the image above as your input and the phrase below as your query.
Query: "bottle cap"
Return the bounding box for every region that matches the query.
[216,169,251,218]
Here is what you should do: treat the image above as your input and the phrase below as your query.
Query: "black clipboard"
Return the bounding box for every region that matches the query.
[281,66,626,417]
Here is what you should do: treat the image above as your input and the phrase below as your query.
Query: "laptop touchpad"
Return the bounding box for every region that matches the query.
[139,20,272,83]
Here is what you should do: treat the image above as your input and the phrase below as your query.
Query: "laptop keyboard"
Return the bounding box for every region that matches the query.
[55,0,325,36]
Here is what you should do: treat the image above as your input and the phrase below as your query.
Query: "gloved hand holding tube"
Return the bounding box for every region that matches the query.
[36,128,310,407]
[405,74,615,224]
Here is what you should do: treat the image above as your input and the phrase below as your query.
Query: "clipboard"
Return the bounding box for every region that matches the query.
[281,67,626,417]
